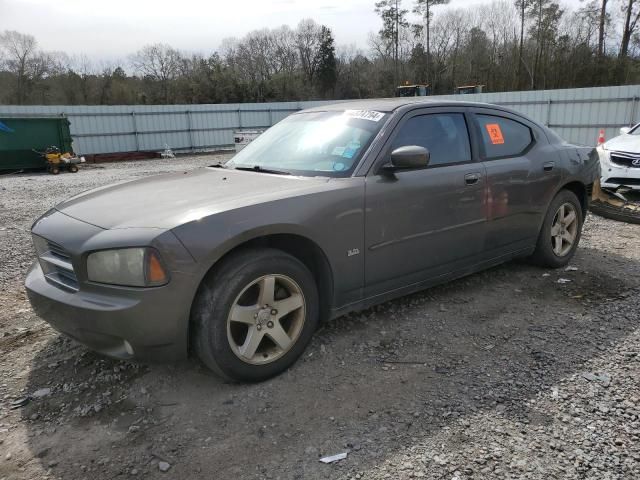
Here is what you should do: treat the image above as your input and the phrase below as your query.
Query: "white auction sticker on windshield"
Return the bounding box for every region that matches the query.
[343,110,385,122]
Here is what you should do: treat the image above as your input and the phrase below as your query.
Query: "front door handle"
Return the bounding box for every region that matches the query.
[464,173,481,185]
[543,161,555,172]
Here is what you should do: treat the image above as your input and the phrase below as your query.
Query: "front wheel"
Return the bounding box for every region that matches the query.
[530,189,583,268]
[191,248,319,382]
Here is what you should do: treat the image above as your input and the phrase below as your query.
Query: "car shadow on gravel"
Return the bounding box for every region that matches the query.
[18,246,640,479]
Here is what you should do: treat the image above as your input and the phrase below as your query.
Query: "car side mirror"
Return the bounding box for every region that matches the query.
[620,126,631,135]
[381,145,430,173]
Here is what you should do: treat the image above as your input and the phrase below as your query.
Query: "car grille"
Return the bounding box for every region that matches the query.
[609,151,640,168]
[32,235,79,292]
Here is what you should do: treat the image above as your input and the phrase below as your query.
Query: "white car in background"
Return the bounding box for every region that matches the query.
[598,125,640,190]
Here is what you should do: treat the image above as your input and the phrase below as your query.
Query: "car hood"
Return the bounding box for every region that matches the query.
[56,167,331,229]
[604,134,640,153]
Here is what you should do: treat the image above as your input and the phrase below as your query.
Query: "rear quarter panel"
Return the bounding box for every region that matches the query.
[554,141,600,194]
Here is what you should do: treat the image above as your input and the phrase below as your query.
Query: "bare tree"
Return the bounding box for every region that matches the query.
[579,0,609,56]
[620,0,640,59]
[223,30,275,102]
[131,43,182,103]
[295,19,323,86]
[443,9,471,88]
[72,54,96,103]
[481,1,519,90]
[270,25,298,97]
[0,30,39,104]
[240,29,275,101]
[27,51,69,103]
[335,44,376,98]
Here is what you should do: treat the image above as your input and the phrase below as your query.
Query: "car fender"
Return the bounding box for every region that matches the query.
[172,179,366,310]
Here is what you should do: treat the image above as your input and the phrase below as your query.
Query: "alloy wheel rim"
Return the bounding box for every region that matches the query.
[551,202,578,257]
[226,274,306,365]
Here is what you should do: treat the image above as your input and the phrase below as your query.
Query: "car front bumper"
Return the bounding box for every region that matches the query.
[25,261,191,362]
[599,148,640,190]
[24,209,199,363]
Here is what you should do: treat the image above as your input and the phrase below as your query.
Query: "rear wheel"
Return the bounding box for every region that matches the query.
[530,190,583,268]
[69,164,79,173]
[191,248,319,382]
[49,166,60,175]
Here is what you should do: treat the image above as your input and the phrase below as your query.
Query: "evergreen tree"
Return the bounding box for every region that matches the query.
[317,27,337,97]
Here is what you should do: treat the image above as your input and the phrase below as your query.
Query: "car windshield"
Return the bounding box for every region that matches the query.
[225,110,387,177]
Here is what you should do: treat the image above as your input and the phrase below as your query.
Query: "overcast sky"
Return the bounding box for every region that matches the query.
[1,0,578,61]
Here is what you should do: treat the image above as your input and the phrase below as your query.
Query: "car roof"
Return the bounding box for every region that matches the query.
[298,98,546,133]
[300,98,508,114]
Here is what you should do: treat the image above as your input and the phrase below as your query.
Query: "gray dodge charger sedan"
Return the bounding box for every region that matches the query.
[26,99,599,381]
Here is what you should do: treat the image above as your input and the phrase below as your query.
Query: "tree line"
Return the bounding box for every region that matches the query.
[1,0,640,106]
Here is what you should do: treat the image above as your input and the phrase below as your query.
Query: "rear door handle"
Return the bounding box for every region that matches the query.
[543,161,555,172]
[464,173,481,185]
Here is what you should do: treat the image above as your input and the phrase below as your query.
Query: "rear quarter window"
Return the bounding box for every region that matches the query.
[477,114,533,159]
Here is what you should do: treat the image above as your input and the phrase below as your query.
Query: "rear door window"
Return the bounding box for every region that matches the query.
[391,113,472,166]
[476,114,533,159]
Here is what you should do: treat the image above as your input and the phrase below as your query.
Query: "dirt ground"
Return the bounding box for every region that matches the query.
[1,155,639,480]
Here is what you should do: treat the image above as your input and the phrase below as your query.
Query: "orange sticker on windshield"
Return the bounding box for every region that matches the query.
[485,123,504,144]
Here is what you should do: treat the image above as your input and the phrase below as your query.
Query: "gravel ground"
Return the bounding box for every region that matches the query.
[0,155,639,480]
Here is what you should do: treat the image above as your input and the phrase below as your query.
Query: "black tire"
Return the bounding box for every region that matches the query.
[530,189,583,268]
[191,248,319,382]
[69,165,79,173]
[589,200,640,225]
[50,166,60,175]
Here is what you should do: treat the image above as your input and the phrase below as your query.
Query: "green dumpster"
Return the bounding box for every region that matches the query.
[0,116,73,171]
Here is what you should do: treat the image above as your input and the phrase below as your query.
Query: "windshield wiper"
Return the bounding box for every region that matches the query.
[232,165,291,175]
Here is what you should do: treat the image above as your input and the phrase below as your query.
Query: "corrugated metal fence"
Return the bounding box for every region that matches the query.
[0,101,336,156]
[1,85,639,155]
[435,85,640,147]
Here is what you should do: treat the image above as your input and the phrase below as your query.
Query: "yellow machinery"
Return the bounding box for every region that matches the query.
[455,85,485,95]
[38,146,83,174]
[396,83,431,97]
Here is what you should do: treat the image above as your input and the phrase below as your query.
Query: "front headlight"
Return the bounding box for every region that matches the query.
[86,248,169,287]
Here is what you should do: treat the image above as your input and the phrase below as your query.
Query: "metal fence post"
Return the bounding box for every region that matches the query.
[629,97,639,126]
[131,111,139,151]
[237,108,242,129]
[268,108,273,126]
[546,99,552,127]
[186,110,194,152]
